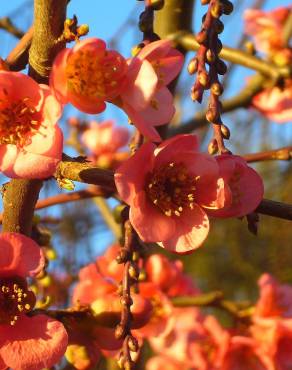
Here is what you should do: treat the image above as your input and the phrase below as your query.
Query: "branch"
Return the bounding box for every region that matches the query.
[5,26,33,71]
[243,146,292,163]
[2,0,67,236]
[56,157,292,221]
[0,17,24,38]
[255,199,292,221]
[171,292,252,320]
[55,155,116,192]
[174,33,291,80]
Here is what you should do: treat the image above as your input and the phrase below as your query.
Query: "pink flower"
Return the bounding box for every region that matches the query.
[244,7,291,53]
[208,154,264,218]
[116,39,184,141]
[50,38,127,114]
[0,232,68,370]
[115,134,229,253]
[252,82,292,123]
[146,356,186,370]
[145,254,200,296]
[219,336,274,370]
[81,120,129,157]
[0,71,63,179]
[255,274,292,319]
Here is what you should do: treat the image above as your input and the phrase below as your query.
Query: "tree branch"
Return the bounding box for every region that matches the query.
[243,146,292,163]
[0,17,24,38]
[2,0,67,236]
[174,33,291,80]
[255,199,292,221]
[5,26,33,71]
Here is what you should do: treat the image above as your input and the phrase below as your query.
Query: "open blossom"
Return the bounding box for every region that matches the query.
[0,71,63,179]
[0,232,68,370]
[81,120,130,167]
[208,154,264,218]
[244,7,291,54]
[115,39,184,141]
[252,81,292,123]
[50,37,127,114]
[115,134,229,253]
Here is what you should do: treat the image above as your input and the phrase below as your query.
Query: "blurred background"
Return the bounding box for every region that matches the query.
[0,0,291,310]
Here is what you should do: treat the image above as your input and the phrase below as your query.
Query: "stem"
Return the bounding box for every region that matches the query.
[243,147,292,163]
[256,199,292,221]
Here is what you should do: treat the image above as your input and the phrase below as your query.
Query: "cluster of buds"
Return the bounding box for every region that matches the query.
[137,0,164,44]
[115,209,142,370]
[188,0,233,154]
[61,15,89,42]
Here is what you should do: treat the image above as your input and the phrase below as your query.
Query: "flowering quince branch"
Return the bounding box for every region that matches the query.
[0,17,24,39]
[188,0,233,155]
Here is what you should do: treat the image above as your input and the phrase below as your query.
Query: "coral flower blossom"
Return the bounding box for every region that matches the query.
[0,232,68,370]
[50,37,127,114]
[208,154,264,218]
[116,39,184,141]
[115,134,229,253]
[0,71,63,179]
[244,7,291,53]
[252,82,292,123]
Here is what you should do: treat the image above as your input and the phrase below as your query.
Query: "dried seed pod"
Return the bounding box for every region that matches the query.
[221,0,234,15]
[214,19,224,34]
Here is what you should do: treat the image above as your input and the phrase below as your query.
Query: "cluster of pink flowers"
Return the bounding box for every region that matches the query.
[115,134,264,254]
[69,245,292,370]
[50,37,183,142]
[0,233,68,370]
[244,6,292,123]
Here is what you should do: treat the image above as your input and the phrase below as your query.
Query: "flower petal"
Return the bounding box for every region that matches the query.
[130,191,176,242]
[0,233,44,278]
[0,314,68,370]
[114,142,155,204]
[49,48,71,103]
[121,58,158,110]
[159,205,209,253]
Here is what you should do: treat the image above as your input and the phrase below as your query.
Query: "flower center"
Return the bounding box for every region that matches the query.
[146,162,199,217]
[66,49,126,100]
[0,276,36,326]
[0,93,40,147]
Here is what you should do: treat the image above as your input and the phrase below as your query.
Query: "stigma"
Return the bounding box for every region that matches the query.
[146,162,200,217]
[0,277,36,326]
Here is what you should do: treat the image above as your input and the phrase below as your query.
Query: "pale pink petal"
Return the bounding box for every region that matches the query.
[178,152,219,182]
[114,142,155,204]
[196,177,232,210]
[40,84,63,124]
[0,315,68,370]
[0,127,63,179]
[71,37,106,54]
[0,233,44,278]
[121,58,158,110]
[49,48,71,103]
[154,134,199,167]
[130,191,176,242]
[67,89,106,114]
[137,39,173,61]
[0,71,42,107]
[156,49,184,86]
[123,101,162,141]
[159,205,209,253]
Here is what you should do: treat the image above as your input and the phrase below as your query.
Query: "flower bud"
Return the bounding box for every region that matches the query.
[149,0,165,10]
[208,139,218,154]
[198,71,209,87]
[216,59,227,75]
[221,0,234,15]
[211,2,222,18]
[188,58,198,75]
[220,124,230,139]
[128,336,139,352]
[77,24,89,37]
[211,82,223,96]
[206,49,216,63]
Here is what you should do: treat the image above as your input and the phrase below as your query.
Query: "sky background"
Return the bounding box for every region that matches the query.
[0,0,291,264]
